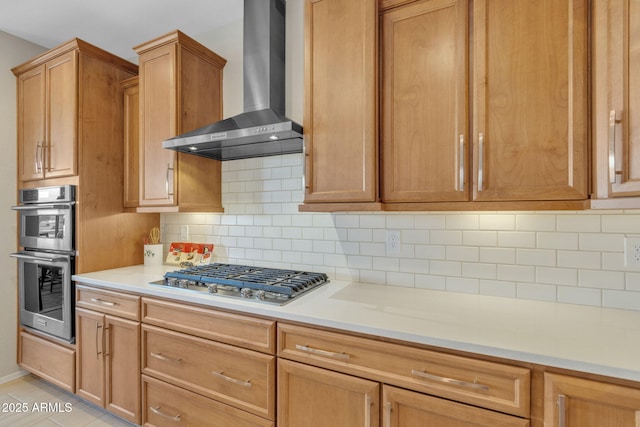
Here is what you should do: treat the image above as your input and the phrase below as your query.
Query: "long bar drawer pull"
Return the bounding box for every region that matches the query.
[150,406,181,422]
[150,352,183,365]
[90,298,117,306]
[295,344,351,360]
[410,369,490,391]
[211,371,252,387]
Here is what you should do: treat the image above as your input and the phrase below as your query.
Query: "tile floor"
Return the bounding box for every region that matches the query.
[0,374,134,426]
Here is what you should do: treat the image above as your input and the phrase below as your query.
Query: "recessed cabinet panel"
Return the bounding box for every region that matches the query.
[303,0,378,204]
[472,0,588,201]
[381,0,468,203]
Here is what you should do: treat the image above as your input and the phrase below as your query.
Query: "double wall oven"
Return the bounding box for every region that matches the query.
[11,185,75,342]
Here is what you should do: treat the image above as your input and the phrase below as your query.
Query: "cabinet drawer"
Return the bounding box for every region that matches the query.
[142,297,275,353]
[278,323,530,417]
[18,331,75,393]
[142,375,274,427]
[142,324,275,420]
[76,285,140,320]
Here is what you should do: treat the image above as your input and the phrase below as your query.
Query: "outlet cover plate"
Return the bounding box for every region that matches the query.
[624,237,640,270]
[386,230,401,256]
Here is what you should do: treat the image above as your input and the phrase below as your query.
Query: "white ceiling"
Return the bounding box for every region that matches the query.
[0,0,243,60]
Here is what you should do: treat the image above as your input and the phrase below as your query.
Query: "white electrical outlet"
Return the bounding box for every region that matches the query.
[624,237,640,269]
[180,225,190,241]
[386,230,401,256]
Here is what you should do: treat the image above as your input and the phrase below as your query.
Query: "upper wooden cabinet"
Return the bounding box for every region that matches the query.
[302,0,590,211]
[592,0,640,206]
[301,0,380,209]
[381,0,468,203]
[132,30,226,212]
[13,41,127,182]
[471,0,589,204]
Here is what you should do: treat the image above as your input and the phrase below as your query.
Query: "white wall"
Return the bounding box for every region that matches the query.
[161,0,640,312]
[0,31,46,382]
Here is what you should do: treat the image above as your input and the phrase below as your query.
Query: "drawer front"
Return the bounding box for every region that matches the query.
[76,284,140,320]
[278,323,530,417]
[142,324,275,420]
[142,375,274,427]
[19,331,75,393]
[142,297,275,353]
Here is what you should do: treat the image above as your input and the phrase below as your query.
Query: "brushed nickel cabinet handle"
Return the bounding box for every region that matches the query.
[150,352,183,365]
[410,369,490,391]
[166,163,175,197]
[95,322,103,360]
[295,344,350,360]
[557,394,566,427]
[384,402,392,427]
[90,298,117,307]
[609,110,621,184]
[459,134,465,191]
[364,394,372,427]
[211,371,252,387]
[35,142,41,173]
[477,132,484,191]
[150,406,181,422]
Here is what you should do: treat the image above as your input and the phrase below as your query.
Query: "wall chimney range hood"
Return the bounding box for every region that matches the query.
[163,0,302,161]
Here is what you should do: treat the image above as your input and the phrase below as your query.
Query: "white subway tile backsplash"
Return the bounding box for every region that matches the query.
[161,154,640,311]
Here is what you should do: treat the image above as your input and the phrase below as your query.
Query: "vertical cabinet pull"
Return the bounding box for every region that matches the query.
[477,133,485,191]
[35,142,41,173]
[166,163,175,197]
[384,402,392,427]
[557,394,566,427]
[150,406,182,422]
[459,134,465,191]
[609,110,621,184]
[95,322,103,360]
[364,394,371,427]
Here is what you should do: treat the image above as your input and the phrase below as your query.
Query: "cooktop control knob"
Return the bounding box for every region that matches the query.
[207,284,218,293]
[240,288,253,298]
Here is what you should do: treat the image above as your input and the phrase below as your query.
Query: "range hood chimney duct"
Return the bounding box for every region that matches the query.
[162,0,302,161]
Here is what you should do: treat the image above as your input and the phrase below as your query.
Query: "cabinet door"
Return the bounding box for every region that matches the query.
[45,50,77,179]
[76,308,105,407]
[472,0,588,202]
[139,43,177,207]
[17,65,46,181]
[383,385,529,427]
[303,0,378,204]
[381,0,468,203]
[278,359,379,427]
[544,373,640,427]
[105,315,140,425]
[594,0,640,197]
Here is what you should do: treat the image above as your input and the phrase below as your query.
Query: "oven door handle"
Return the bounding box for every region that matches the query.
[11,203,75,211]
[10,252,69,263]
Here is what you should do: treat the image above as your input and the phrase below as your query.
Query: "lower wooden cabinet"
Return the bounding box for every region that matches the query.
[75,307,141,424]
[18,330,75,393]
[383,384,529,427]
[543,373,640,427]
[142,375,274,427]
[277,359,380,427]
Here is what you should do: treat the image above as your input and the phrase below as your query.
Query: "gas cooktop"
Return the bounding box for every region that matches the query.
[150,263,329,305]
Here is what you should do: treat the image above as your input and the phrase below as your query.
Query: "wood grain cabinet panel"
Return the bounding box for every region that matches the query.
[277,359,380,427]
[142,375,274,427]
[302,0,379,206]
[142,324,276,420]
[472,0,589,202]
[543,373,640,427]
[76,284,140,321]
[383,384,529,427]
[133,30,226,212]
[381,0,469,203]
[18,331,75,393]
[592,0,640,202]
[278,323,530,418]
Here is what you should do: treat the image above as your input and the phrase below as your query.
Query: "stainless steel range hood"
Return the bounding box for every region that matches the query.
[163,0,302,161]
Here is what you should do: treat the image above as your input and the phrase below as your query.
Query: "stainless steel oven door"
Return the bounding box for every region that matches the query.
[10,251,74,342]
[12,203,74,252]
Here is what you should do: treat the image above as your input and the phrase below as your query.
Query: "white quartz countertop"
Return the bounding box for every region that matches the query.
[73,264,640,382]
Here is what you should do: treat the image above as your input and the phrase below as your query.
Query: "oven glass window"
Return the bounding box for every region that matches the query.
[23,263,64,321]
[24,214,66,240]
